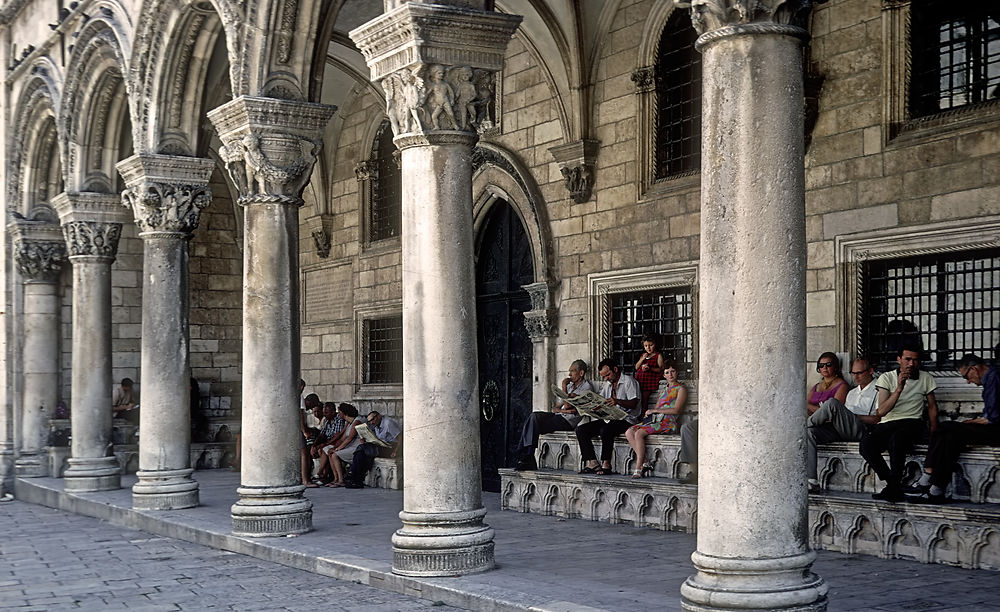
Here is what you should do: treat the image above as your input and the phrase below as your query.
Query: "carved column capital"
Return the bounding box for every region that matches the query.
[208,96,336,206]
[349,3,521,141]
[631,66,656,93]
[117,154,216,236]
[676,0,813,45]
[354,160,378,182]
[522,281,558,340]
[549,140,599,204]
[62,220,122,260]
[8,218,66,282]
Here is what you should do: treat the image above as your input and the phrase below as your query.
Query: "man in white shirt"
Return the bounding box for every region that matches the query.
[575,357,641,475]
[345,411,401,488]
[806,357,881,492]
[515,359,594,471]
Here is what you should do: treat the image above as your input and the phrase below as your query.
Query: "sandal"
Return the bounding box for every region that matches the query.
[595,467,616,476]
[631,469,643,479]
[641,462,654,477]
[325,482,344,488]
[304,482,320,488]
[578,466,599,474]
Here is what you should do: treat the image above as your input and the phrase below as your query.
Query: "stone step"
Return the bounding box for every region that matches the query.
[499,468,1000,571]
[46,442,235,477]
[536,432,1000,502]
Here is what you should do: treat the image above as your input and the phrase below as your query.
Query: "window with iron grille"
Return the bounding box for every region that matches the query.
[609,287,694,378]
[909,4,1000,119]
[369,120,401,242]
[860,248,1000,373]
[363,315,403,384]
[654,11,702,180]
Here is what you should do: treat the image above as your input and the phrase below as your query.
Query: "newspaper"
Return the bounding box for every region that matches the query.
[354,423,392,447]
[553,386,629,421]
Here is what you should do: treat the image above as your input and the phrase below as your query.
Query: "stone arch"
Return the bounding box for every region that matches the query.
[811,511,839,549]
[60,18,132,192]
[9,65,63,214]
[472,143,554,286]
[845,514,881,556]
[970,528,1000,570]
[130,0,237,155]
[885,518,922,561]
[927,524,963,567]
[541,483,560,516]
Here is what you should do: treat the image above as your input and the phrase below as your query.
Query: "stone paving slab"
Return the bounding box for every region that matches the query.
[12,469,1000,611]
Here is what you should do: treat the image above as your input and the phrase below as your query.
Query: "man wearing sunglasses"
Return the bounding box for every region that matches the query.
[345,410,401,489]
[906,354,1000,504]
[806,358,881,492]
[860,345,938,503]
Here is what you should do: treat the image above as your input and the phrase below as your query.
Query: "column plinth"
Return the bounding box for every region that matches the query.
[208,96,335,537]
[118,154,217,511]
[680,6,827,611]
[52,193,127,493]
[350,2,521,577]
[9,217,66,478]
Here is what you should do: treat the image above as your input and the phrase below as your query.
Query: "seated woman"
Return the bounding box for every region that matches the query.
[626,362,687,478]
[318,403,364,488]
[808,351,848,415]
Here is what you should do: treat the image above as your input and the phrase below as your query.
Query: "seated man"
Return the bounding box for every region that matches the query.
[575,357,640,475]
[299,393,322,442]
[515,359,594,471]
[301,401,344,487]
[907,354,1000,503]
[345,410,401,489]
[112,377,139,425]
[806,357,881,492]
[860,345,937,502]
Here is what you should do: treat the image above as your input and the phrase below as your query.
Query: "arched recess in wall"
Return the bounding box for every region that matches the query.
[472,142,554,288]
[9,64,63,214]
[60,18,133,193]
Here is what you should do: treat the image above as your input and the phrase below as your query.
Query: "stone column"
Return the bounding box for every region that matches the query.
[52,192,126,492]
[679,3,827,611]
[117,154,216,510]
[208,97,335,536]
[8,218,66,477]
[350,2,521,576]
[522,282,558,412]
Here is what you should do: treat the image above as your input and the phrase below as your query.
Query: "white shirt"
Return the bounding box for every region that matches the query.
[845,379,879,416]
[601,373,642,420]
[559,379,595,426]
[373,416,401,444]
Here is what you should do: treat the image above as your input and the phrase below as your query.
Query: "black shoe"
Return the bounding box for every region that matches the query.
[515,457,537,471]
[872,485,903,503]
[906,492,950,505]
[902,483,930,495]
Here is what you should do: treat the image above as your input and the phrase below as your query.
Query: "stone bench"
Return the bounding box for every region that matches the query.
[364,456,402,489]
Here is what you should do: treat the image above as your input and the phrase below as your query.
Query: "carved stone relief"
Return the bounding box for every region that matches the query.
[121,181,212,234]
[62,220,122,259]
[12,236,66,281]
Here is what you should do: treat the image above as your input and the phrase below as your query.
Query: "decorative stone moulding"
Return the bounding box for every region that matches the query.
[208,97,336,205]
[8,216,67,282]
[117,154,217,235]
[549,140,599,204]
[349,3,521,139]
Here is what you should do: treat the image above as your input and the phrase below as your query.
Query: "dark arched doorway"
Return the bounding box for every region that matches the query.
[476,199,533,492]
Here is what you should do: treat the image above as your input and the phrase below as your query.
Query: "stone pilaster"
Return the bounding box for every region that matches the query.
[208,96,335,537]
[522,281,558,415]
[678,2,827,610]
[350,2,521,577]
[548,140,599,204]
[117,154,216,511]
[8,217,66,477]
[51,192,127,492]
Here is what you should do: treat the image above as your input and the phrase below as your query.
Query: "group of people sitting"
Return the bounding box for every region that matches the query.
[807,346,999,504]
[298,382,401,489]
[513,338,1000,505]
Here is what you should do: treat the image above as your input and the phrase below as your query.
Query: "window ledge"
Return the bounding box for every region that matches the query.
[889,99,1000,149]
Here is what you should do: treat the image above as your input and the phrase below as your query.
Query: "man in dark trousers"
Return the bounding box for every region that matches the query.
[345,410,401,488]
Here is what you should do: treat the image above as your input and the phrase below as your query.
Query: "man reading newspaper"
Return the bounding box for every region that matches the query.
[344,410,401,489]
[574,357,641,475]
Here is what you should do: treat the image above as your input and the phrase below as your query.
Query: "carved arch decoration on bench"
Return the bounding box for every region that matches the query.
[885,518,923,562]
[927,523,963,567]
[970,528,1000,571]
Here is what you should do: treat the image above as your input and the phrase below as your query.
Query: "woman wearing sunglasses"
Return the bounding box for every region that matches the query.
[808,352,848,415]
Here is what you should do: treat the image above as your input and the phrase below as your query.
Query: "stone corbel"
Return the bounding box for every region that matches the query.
[307,215,334,259]
[522,281,558,340]
[208,96,337,205]
[631,66,656,93]
[8,211,67,282]
[548,140,599,204]
[117,154,216,235]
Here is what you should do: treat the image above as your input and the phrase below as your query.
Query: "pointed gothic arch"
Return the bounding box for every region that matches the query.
[9,65,63,214]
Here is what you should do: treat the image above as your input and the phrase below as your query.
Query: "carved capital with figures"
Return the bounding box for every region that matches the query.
[8,218,66,282]
[675,0,813,44]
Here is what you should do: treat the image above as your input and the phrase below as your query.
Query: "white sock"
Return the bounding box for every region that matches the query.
[918,472,932,487]
[929,485,945,496]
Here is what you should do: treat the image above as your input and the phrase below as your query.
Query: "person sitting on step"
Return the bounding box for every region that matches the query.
[345,410,402,489]
[301,402,344,487]
[575,357,641,476]
[906,353,1000,504]
[626,361,686,478]
[514,359,594,471]
[318,403,364,488]
[807,352,848,416]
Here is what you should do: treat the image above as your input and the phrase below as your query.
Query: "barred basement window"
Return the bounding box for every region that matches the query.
[363,315,403,384]
[369,119,401,243]
[654,10,702,180]
[860,248,1000,373]
[909,3,1000,119]
[609,287,694,378]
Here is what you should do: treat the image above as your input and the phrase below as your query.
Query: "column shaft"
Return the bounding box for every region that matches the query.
[132,235,197,509]
[681,25,826,612]
[231,199,310,535]
[16,281,60,476]
[63,257,120,491]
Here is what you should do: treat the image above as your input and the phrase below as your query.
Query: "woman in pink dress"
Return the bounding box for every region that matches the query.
[626,363,686,478]
[808,351,848,415]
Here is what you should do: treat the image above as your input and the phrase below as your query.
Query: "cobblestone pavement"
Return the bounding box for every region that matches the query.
[0,500,460,611]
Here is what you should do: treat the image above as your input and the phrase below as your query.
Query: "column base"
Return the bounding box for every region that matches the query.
[391,508,495,577]
[681,551,828,611]
[15,453,48,477]
[132,468,199,510]
[231,484,312,537]
[63,456,121,492]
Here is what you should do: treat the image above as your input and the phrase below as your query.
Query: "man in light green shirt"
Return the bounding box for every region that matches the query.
[859,346,937,502]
